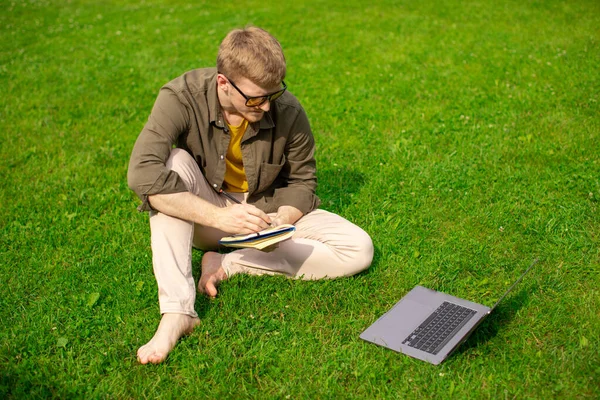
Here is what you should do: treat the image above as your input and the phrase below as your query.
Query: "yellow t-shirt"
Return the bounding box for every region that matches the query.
[223,118,249,192]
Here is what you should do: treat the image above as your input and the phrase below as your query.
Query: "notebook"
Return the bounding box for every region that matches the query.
[359,258,538,365]
[218,224,296,250]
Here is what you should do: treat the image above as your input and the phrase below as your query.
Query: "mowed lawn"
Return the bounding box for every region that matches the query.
[1,0,598,398]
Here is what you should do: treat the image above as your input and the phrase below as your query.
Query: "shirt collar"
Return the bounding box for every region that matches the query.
[208,72,226,129]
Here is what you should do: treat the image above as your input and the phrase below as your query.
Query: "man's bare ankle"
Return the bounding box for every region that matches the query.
[137,314,199,364]
[199,252,227,297]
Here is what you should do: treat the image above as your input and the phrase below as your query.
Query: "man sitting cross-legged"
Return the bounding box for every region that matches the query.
[127,26,374,364]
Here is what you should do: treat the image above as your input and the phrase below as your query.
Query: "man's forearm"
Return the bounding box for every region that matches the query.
[148,192,220,228]
[148,191,274,234]
[272,205,304,226]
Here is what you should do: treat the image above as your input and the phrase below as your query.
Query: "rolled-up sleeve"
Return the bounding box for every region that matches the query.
[272,107,320,214]
[127,87,191,211]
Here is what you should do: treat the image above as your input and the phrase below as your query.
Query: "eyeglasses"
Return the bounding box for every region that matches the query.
[226,77,287,107]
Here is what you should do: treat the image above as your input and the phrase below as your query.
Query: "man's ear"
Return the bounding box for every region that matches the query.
[216,74,228,91]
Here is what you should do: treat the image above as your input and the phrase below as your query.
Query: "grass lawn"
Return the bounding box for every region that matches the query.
[1,0,599,398]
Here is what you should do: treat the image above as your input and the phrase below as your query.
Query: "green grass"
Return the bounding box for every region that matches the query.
[1,0,599,398]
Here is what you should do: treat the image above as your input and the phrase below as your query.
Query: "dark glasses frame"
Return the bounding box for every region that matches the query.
[226,76,287,107]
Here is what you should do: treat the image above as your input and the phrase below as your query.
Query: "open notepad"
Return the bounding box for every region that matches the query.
[218,224,296,250]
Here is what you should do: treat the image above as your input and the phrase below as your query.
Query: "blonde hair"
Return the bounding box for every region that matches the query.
[217,26,286,88]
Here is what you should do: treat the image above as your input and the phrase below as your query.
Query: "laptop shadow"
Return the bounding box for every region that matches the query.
[453,288,533,356]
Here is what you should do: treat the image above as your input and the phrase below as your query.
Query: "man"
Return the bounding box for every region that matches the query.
[127,26,374,364]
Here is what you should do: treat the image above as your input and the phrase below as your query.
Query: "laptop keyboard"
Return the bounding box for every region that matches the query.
[402,301,477,355]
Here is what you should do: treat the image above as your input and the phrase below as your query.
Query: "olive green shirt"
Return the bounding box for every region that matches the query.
[127,68,320,214]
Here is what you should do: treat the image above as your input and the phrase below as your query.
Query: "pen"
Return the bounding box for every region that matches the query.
[219,189,242,204]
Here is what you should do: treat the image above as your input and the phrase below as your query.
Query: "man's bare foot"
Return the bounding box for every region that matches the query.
[199,252,227,298]
[137,313,200,365]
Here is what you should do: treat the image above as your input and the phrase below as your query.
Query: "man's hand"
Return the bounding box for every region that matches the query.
[269,205,303,227]
[216,204,272,234]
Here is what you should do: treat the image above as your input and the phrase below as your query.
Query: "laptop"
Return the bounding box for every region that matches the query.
[359,258,538,365]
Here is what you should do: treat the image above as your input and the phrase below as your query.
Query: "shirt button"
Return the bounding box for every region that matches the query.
[220,155,224,160]
[213,184,217,188]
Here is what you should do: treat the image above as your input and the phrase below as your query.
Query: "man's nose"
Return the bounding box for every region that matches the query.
[258,100,270,112]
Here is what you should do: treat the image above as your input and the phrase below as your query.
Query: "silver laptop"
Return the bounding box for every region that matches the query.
[360,258,538,365]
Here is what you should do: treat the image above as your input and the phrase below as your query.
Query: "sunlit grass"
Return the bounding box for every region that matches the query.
[1,0,599,398]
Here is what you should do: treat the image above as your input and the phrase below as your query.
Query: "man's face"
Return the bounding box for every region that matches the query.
[222,76,284,123]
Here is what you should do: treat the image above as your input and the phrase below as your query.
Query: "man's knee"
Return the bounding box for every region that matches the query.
[166,148,195,173]
[166,148,203,192]
[350,229,374,275]
[333,227,373,278]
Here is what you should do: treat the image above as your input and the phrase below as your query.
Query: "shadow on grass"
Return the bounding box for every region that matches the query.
[316,166,367,215]
[452,287,533,357]
[0,368,72,399]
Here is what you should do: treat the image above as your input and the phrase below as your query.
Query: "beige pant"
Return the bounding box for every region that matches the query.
[150,149,374,317]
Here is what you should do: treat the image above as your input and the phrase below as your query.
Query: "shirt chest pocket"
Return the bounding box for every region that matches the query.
[255,155,286,193]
